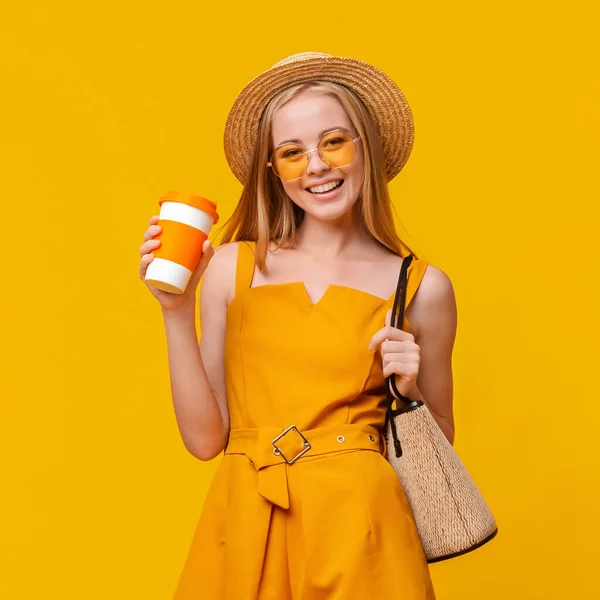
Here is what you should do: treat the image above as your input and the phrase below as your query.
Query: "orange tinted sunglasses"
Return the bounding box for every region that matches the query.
[267,129,361,182]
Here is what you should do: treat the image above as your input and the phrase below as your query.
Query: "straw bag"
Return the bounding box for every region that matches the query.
[384,255,498,563]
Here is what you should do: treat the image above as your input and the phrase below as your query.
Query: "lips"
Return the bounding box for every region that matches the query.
[303,180,346,202]
[307,179,344,194]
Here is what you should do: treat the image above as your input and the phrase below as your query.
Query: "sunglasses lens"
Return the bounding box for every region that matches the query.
[319,131,356,168]
[271,144,308,181]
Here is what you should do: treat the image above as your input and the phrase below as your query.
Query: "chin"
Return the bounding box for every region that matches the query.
[299,198,356,222]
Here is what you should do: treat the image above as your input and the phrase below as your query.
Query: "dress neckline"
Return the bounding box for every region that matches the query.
[247,281,396,309]
[229,240,415,312]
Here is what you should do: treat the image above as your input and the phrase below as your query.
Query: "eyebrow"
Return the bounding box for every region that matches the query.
[275,126,353,147]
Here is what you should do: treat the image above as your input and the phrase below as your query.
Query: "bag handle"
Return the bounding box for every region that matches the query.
[386,254,413,403]
[385,254,424,458]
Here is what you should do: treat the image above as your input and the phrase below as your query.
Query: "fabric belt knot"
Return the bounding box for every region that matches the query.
[225,424,384,510]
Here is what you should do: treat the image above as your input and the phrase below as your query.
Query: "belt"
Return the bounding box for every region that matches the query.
[225,424,385,510]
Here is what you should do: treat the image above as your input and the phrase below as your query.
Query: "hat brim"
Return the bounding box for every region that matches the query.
[223,55,415,184]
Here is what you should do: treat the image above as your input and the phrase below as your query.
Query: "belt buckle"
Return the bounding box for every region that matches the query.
[272,424,311,464]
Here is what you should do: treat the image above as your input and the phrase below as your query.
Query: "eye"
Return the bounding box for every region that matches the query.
[282,148,303,159]
[322,137,346,148]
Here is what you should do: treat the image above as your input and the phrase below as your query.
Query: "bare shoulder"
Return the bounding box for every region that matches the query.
[200,241,240,307]
[418,263,456,304]
[408,262,458,339]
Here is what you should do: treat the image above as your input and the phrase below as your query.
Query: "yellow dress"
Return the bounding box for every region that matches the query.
[173,241,436,600]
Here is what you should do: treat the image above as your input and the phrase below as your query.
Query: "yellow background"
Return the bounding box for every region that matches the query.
[1,1,598,598]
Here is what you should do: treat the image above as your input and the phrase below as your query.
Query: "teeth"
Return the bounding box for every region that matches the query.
[309,180,342,194]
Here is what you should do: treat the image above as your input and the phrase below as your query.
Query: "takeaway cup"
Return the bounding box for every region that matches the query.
[144,190,219,294]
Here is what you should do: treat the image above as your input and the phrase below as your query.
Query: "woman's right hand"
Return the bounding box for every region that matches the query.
[139,215,215,312]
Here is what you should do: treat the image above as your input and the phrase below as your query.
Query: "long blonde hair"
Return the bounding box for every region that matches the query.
[218,81,418,270]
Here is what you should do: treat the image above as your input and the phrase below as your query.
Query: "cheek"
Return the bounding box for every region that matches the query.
[346,155,365,195]
[281,181,306,204]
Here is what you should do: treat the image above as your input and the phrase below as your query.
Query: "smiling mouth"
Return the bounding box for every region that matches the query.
[307,180,344,194]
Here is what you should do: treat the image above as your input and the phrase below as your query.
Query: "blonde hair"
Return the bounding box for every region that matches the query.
[217,81,418,270]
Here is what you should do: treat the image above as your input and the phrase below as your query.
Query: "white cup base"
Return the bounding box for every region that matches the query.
[145,257,192,295]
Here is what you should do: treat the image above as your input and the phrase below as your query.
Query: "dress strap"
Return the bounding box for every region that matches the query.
[384,256,429,310]
[235,240,257,296]
[383,256,429,332]
[404,256,429,310]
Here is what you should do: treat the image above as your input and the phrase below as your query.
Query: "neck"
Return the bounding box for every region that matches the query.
[294,210,369,258]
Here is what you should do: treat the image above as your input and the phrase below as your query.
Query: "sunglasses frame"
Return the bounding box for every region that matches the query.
[267,129,361,182]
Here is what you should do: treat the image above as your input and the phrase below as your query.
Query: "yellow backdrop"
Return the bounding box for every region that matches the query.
[1,1,598,598]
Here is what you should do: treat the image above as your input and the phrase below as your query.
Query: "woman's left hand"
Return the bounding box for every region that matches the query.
[368,309,420,399]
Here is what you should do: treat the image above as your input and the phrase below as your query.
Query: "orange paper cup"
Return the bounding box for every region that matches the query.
[144,191,219,294]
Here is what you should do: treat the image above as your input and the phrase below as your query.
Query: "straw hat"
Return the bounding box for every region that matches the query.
[223,52,415,185]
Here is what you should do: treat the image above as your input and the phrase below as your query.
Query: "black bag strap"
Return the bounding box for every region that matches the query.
[385,254,423,458]
[386,254,413,403]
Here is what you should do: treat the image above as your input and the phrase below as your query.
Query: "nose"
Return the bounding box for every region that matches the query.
[305,149,330,176]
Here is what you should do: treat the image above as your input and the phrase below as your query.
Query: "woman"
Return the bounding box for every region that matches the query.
[139,53,457,599]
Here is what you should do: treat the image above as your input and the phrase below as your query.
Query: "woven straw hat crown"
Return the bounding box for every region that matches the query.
[223,52,415,184]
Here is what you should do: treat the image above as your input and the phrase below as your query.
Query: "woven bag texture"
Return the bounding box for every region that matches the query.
[386,405,497,562]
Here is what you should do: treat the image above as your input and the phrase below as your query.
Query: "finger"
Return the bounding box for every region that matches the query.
[143,224,162,242]
[139,252,154,279]
[191,239,215,276]
[369,327,414,350]
[149,215,159,225]
[382,351,419,367]
[383,362,419,379]
[381,339,413,354]
[140,238,161,256]
[200,239,215,262]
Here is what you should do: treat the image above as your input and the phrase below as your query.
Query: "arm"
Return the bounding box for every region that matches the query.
[405,265,458,445]
[161,242,238,460]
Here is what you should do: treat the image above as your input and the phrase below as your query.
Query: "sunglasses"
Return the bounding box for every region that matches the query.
[267,129,361,182]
